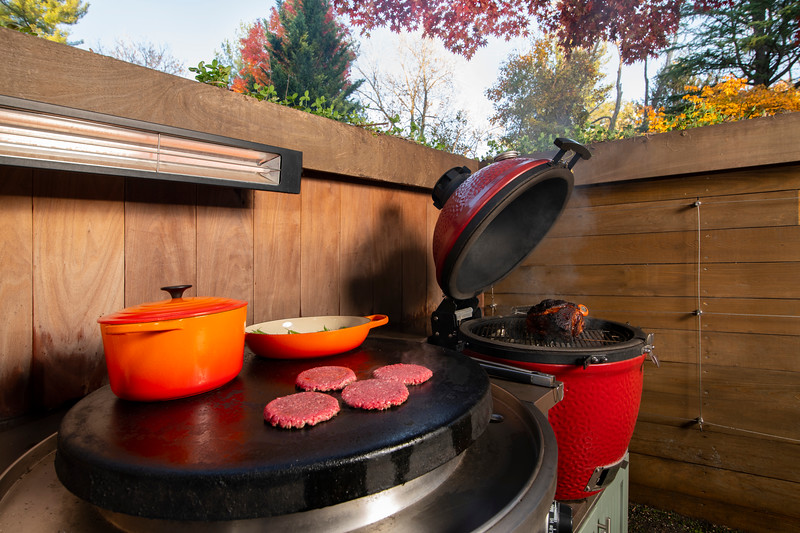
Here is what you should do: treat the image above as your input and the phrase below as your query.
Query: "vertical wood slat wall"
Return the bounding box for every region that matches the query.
[492,164,800,532]
[0,167,440,418]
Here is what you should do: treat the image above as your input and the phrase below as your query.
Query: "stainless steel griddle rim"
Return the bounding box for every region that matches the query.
[0,431,57,501]
[480,384,559,533]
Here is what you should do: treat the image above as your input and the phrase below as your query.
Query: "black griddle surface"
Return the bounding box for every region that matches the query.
[55,338,492,521]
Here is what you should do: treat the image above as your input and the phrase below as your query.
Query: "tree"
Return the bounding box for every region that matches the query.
[332,0,737,63]
[230,0,362,115]
[658,0,800,89]
[214,20,257,88]
[94,39,185,76]
[0,0,86,43]
[486,37,610,152]
[647,75,800,132]
[356,36,483,156]
[230,20,271,93]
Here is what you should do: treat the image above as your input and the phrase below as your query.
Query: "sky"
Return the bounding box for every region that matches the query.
[69,0,651,137]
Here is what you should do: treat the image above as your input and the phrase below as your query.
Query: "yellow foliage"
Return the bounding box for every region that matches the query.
[646,76,800,134]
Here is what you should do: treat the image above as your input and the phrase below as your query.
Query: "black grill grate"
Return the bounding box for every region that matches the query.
[467,317,629,349]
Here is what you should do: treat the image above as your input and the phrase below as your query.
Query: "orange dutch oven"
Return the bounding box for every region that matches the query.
[97,285,247,401]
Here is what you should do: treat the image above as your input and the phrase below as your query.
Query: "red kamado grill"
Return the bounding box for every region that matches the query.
[428,138,656,501]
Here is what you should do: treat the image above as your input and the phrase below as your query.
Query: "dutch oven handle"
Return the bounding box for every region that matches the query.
[161,285,192,299]
[553,138,591,170]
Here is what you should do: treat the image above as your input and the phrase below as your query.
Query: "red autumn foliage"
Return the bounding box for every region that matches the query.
[231,20,271,93]
[333,0,734,63]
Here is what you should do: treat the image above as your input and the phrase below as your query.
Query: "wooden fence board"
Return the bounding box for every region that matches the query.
[0,167,33,416]
[702,331,800,372]
[300,179,340,316]
[702,365,800,441]
[700,297,800,335]
[401,189,430,332]
[32,170,124,408]
[196,187,254,325]
[501,264,698,298]
[552,189,799,236]
[549,198,697,237]
[568,164,800,208]
[339,181,376,316]
[252,189,301,323]
[701,262,800,299]
[629,452,800,522]
[699,190,799,229]
[639,362,701,421]
[525,231,698,266]
[370,187,404,322]
[702,226,800,263]
[124,179,197,305]
[630,420,800,484]
[631,479,800,533]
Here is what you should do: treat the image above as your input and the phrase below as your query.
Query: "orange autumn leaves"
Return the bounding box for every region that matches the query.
[646,76,800,133]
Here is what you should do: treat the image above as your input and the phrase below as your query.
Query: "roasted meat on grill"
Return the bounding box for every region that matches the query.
[525,299,589,340]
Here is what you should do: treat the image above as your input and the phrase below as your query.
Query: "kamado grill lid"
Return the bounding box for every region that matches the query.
[431,138,590,300]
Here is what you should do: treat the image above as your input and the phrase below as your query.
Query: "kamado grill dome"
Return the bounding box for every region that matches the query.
[428,138,654,501]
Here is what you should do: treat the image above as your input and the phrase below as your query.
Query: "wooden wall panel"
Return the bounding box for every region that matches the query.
[702,331,800,371]
[196,187,254,325]
[0,167,33,416]
[701,262,800,299]
[639,362,701,421]
[300,179,341,316]
[699,190,799,229]
[701,297,800,335]
[701,365,800,441]
[339,181,375,316]
[630,420,800,483]
[631,452,800,520]
[568,164,800,208]
[549,198,696,237]
[125,180,197,305]
[630,456,800,533]
[400,190,431,333]
[527,232,698,266]
[32,170,124,408]
[370,187,405,322]
[252,189,301,323]
[503,264,698,297]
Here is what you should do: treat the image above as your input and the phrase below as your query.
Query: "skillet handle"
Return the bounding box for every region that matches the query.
[365,315,389,329]
[103,322,184,335]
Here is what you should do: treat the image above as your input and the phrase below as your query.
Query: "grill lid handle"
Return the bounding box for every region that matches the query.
[431,166,472,209]
[553,138,591,169]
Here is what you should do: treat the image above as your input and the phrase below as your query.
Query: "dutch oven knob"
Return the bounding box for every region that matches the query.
[161,284,192,299]
[553,137,591,169]
[432,166,472,209]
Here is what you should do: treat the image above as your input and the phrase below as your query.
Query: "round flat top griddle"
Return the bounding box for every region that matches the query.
[54,338,491,521]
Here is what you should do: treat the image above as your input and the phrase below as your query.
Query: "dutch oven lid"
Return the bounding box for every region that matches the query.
[431,138,591,300]
[98,285,247,325]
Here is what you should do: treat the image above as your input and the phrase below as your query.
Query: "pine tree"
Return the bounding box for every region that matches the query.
[232,0,362,115]
[656,0,800,98]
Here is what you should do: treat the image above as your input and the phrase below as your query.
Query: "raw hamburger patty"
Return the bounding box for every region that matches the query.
[373,363,433,385]
[341,379,409,410]
[296,366,357,391]
[264,392,340,429]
